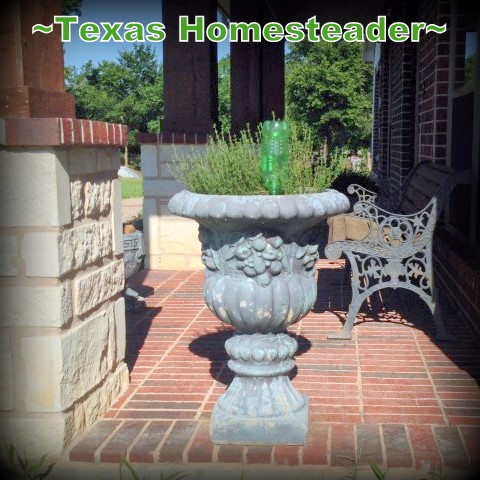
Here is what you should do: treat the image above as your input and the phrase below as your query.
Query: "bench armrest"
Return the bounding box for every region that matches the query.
[347,184,378,204]
[326,200,437,260]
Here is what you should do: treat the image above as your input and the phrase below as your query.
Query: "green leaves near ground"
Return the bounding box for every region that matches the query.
[0,442,55,480]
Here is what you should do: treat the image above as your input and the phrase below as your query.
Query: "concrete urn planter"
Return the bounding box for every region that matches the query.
[123,230,146,311]
[168,189,349,445]
[123,230,145,280]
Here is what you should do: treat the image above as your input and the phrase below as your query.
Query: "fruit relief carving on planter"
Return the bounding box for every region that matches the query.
[198,227,321,285]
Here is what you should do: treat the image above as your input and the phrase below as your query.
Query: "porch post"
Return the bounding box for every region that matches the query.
[0,0,75,118]
[0,0,129,458]
[162,0,218,135]
[231,0,285,132]
[262,40,285,121]
[230,1,262,132]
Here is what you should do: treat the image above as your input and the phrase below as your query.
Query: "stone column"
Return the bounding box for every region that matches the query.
[0,118,129,458]
[162,0,218,135]
[0,0,75,118]
[138,132,205,270]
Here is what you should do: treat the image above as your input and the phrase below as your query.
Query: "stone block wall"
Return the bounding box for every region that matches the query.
[138,133,206,270]
[0,118,129,458]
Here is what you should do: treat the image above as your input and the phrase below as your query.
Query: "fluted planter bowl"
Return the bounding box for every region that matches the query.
[168,189,349,444]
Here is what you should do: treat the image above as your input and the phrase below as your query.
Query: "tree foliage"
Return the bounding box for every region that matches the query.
[65,40,373,157]
[62,0,82,16]
[65,44,163,152]
[286,40,373,151]
[217,55,231,131]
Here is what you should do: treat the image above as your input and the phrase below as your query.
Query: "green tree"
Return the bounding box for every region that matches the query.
[65,44,163,165]
[62,0,82,15]
[217,55,231,131]
[286,40,372,152]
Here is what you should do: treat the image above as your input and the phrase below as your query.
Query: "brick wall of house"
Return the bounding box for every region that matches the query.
[373,0,451,184]
[372,0,479,332]
[372,1,418,193]
[434,230,480,333]
[386,0,418,190]
[417,0,451,165]
[372,45,390,183]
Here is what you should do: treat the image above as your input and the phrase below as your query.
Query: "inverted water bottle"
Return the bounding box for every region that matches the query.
[261,120,290,195]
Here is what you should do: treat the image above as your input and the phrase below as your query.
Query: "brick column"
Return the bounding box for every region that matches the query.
[162,0,218,135]
[0,118,129,458]
[262,40,285,122]
[231,0,285,132]
[230,1,262,132]
[138,133,205,270]
[0,0,75,118]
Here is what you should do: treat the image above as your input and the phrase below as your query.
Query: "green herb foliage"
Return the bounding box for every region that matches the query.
[172,122,349,196]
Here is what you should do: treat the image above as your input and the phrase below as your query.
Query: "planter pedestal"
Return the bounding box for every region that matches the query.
[168,190,349,444]
[211,333,308,444]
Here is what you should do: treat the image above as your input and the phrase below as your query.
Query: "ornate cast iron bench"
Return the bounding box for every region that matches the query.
[325,161,469,340]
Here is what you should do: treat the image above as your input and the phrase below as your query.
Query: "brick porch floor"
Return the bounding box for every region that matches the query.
[65,260,480,479]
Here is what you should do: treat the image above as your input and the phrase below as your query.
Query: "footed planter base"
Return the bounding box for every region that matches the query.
[211,333,309,444]
[211,393,309,445]
[168,190,350,445]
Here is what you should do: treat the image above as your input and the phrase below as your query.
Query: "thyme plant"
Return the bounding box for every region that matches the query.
[172,123,348,195]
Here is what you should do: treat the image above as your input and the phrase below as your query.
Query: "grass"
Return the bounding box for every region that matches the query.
[120,177,143,199]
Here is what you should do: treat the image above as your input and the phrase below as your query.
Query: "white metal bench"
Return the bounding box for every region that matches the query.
[325,161,470,340]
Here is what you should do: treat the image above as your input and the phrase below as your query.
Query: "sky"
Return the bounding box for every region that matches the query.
[63,0,230,68]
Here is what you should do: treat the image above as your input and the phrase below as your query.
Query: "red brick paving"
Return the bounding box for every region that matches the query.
[68,261,480,475]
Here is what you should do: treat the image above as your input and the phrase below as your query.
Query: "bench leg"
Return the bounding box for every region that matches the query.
[327,301,361,339]
[328,253,365,340]
[431,289,455,341]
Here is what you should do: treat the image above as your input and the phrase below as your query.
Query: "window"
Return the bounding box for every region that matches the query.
[447,2,479,248]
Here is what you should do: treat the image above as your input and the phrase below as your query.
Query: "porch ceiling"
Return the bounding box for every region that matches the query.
[217,0,386,25]
[288,0,386,25]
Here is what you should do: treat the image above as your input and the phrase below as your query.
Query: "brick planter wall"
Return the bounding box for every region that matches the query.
[138,133,207,270]
[0,118,129,458]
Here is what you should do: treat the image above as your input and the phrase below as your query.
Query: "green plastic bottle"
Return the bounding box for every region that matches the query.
[261,120,290,195]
